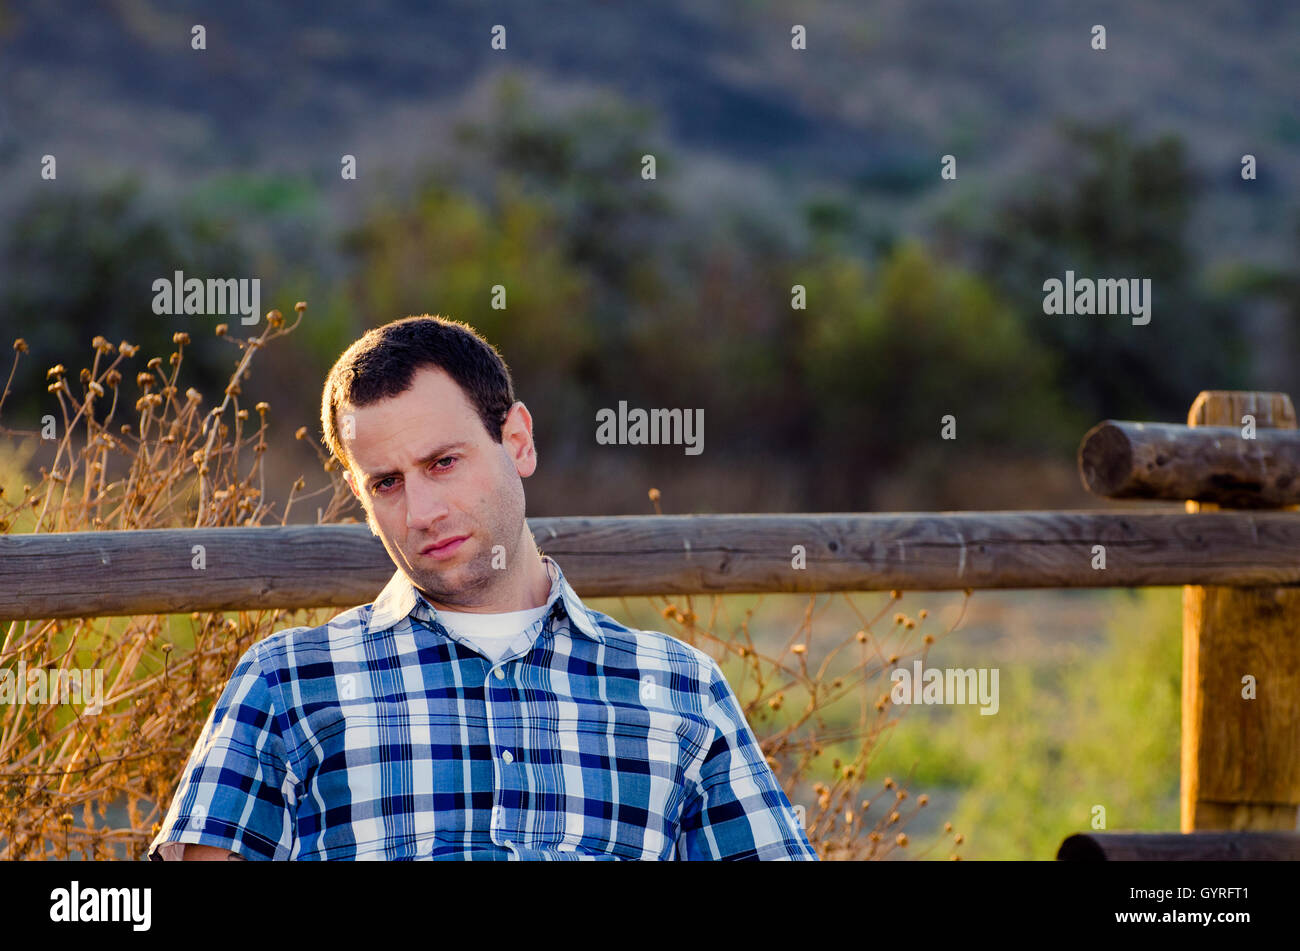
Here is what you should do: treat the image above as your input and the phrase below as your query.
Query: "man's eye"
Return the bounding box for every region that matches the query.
[373,477,396,492]
[432,456,457,470]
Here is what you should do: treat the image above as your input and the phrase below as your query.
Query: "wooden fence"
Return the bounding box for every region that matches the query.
[3,389,1299,858]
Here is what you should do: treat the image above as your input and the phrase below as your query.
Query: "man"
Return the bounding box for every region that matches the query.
[148,315,816,861]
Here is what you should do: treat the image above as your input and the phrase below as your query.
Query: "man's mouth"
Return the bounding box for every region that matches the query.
[420,535,469,560]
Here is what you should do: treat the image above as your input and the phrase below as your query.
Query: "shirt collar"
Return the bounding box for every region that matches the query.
[368,554,605,645]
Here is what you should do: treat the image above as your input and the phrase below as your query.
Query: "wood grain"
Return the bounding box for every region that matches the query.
[1079,420,1300,506]
[4,510,1300,619]
[1181,391,1300,832]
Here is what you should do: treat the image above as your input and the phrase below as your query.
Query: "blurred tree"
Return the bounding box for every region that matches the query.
[795,240,1079,503]
[0,177,253,424]
[960,120,1250,421]
[453,74,674,299]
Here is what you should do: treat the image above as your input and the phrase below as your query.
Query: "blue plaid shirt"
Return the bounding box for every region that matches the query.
[147,556,817,860]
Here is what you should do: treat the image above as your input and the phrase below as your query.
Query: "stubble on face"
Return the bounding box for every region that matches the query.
[398,467,528,609]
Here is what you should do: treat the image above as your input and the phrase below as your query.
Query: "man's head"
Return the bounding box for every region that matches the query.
[321,315,541,610]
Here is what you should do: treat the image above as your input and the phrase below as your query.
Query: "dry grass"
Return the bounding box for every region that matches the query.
[0,310,966,860]
[639,535,972,859]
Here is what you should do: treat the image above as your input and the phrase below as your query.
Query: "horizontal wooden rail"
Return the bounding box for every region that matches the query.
[3,511,1300,619]
[1078,420,1300,506]
[1057,831,1300,861]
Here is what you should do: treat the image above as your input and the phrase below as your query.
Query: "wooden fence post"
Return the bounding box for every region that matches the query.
[1182,391,1300,831]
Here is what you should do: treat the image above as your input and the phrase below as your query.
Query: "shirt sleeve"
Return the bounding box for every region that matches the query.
[675,656,819,860]
[146,641,297,861]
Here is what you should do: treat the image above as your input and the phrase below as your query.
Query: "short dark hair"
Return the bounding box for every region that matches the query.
[321,315,517,466]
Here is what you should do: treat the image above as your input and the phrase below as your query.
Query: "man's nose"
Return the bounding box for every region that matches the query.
[404,472,450,530]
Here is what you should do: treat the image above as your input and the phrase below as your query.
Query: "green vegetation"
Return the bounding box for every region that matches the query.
[7,83,1286,513]
[870,587,1181,859]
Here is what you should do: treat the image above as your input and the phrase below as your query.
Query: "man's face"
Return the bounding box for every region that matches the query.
[340,365,536,609]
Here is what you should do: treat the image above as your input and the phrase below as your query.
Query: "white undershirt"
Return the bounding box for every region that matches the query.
[433,603,551,665]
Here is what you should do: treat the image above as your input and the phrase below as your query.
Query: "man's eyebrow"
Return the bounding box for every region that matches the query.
[361,443,468,481]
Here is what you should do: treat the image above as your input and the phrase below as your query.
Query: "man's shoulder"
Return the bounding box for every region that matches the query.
[577,605,721,682]
[240,602,378,675]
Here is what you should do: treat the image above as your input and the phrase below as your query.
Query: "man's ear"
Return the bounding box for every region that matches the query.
[502,401,537,478]
[342,465,361,500]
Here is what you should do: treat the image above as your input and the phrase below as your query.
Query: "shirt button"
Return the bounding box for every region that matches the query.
[501,750,514,764]
[493,667,505,680]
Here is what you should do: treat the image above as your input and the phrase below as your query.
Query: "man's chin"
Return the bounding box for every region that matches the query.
[406,556,491,602]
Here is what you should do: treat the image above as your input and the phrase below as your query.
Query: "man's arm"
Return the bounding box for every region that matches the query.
[676,655,819,860]
[182,845,245,860]
[147,642,297,861]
